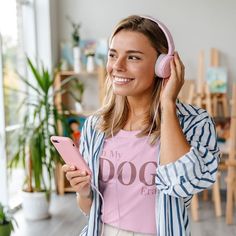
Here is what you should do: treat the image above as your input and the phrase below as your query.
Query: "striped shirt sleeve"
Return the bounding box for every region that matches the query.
[79,115,98,163]
[155,113,220,198]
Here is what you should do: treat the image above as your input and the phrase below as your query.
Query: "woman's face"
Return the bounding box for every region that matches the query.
[106,30,157,98]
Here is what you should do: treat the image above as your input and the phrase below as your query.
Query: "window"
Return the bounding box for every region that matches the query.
[0,0,52,207]
[0,0,29,208]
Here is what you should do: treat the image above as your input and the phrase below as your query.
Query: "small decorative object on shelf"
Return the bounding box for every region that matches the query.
[73,46,82,73]
[84,42,96,72]
[60,59,69,71]
[86,55,95,73]
[75,101,83,113]
[66,15,82,73]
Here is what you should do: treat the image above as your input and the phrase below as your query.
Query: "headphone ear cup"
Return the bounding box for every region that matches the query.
[155,54,174,78]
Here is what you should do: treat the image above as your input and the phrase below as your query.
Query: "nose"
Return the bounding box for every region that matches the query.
[112,57,126,71]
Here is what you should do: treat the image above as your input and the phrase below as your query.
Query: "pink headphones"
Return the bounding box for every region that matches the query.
[140,15,175,78]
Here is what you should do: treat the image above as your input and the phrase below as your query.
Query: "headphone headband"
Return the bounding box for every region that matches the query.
[140,15,175,56]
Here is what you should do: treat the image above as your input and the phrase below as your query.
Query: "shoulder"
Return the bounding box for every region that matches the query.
[82,114,105,137]
[176,100,215,131]
[176,100,208,117]
[84,115,100,128]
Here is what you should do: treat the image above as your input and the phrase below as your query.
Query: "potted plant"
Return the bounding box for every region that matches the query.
[8,58,68,220]
[66,15,82,73]
[66,15,81,47]
[0,203,17,236]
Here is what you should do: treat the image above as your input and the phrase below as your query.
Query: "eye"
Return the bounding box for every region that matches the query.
[108,51,117,59]
[128,55,141,60]
[108,53,114,58]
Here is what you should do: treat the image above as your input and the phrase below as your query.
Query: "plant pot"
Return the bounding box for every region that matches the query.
[86,56,95,72]
[0,223,11,236]
[21,191,51,220]
[73,46,82,73]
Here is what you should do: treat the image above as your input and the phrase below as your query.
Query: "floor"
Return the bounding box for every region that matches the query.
[12,193,236,236]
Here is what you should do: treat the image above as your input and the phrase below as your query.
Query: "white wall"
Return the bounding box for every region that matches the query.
[58,0,236,85]
[50,0,59,68]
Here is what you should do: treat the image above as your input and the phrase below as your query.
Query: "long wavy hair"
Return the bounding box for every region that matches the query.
[95,15,168,145]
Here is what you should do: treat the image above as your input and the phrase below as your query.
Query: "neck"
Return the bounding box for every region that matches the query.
[127,99,151,117]
[124,108,149,131]
[124,96,152,131]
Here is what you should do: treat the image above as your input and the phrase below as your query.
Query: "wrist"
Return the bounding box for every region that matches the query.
[161,100,176,112]
[76,189,93,199]
[161,98,176,107]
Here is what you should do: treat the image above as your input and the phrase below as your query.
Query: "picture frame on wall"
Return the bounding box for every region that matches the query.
[206,67,227,93]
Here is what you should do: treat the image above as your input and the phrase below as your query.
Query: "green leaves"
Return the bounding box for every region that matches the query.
[0,203,17,231]
[27,58,53,95]
[0,203,7,224]
[8,57,63,193]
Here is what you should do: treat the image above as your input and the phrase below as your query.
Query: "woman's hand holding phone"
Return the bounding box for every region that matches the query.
[50,136,93,198]
[62,164,92,198]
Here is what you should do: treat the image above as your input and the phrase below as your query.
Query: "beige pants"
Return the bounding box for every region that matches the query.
[102,224,155,236]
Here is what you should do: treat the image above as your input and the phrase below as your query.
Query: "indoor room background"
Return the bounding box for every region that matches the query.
[0,0,236,235]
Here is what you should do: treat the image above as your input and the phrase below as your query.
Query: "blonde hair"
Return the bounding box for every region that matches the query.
[95,15,168,145]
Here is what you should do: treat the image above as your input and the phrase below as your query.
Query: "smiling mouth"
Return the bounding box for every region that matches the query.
[112,75,134,84]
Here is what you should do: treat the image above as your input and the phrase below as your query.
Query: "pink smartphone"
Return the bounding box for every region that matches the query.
[50,136,91,175]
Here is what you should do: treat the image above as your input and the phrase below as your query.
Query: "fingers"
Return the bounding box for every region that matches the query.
[65,169,88,181]
[77,181,91,193]
[173,52,185,82]
[62,164,76,172]
[70,175,91,188]
[65,168,91,192]
[170,58,177,78]
[61,164,91,195]
[71,175,91,189]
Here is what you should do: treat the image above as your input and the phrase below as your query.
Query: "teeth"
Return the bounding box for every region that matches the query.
[113,76,133,83]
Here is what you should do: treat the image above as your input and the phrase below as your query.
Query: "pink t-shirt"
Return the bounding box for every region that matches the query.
[99,129,159,234]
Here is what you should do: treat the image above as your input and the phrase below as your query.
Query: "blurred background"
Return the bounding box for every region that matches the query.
[0,0,236,235]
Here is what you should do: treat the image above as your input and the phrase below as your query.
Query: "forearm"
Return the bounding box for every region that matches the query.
[76,192,93,215]
[160,101,191,165]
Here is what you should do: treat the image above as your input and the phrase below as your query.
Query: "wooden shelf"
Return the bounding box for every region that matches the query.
[54,68,106,195]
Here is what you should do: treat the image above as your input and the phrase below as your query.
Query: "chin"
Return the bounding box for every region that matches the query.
[113,91,127,96]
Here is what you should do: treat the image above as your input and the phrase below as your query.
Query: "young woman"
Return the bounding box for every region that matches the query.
[62,15,220,236]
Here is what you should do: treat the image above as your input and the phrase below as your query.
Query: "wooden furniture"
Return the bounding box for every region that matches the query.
[190,50,205,221]
[178,79,195,104]
[225,84,236,224]
[190,49,225,221]
[54,68,106,195]
[209,48,228,117]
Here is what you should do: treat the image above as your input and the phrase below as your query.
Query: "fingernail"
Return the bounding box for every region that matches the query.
[70,166,75,170]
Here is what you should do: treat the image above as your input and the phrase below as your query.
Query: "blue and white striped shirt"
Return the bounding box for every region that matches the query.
[79,101,220,236]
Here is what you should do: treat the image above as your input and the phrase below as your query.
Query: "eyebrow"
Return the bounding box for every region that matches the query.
[109,48,144,54]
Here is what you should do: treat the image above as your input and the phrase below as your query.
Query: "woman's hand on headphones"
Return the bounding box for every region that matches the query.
[160,52,185,105]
